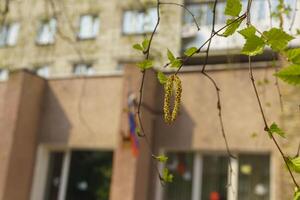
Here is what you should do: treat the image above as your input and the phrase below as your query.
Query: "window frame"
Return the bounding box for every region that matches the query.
[0,68,9,81]
[0,21,20,48]
[77,14,100,41]
[158,151,272,200]
[36,17,57,46]
[121,7,158,36]
[72,63,95,76]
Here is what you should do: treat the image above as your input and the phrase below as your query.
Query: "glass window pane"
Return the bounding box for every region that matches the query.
[79,15,93,39]
[123,9,157,34]
[164,152,193,200]
[92,17,100,37]
[37,18,56,44]
[73,63,94,76]
[36,65,50,78]
[143,8,157,32]
[66,151,113,200]
[44,152,64,200]
[202,155,228,200]
[0,26,8,47]
[238,154,270,200]
[0,69,9,81]
[6,22,20,46]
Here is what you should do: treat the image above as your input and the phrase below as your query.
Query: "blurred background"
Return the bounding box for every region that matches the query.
[0,0,300,200]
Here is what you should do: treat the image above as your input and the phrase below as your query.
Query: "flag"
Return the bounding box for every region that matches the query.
[128,93,139,157]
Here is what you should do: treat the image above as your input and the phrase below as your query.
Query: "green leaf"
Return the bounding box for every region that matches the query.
[241,35,265,56]
[170,59,182,68]
[275,64,300,85]
[157,71,168,84]
[133,44,143,51]
[153,155,168,163]
[167,49,175,62]
[287,157,300,173]
[225,0,242,17]
[263,28,294,51]
[137,59,153,70]
[162,168,173,183]
[238,26,256,39]
[268,122,285,138]
[286,48,300,64]
[184,47,198,56]
[222,19,242,37]
[142,38,150,50]
[294,189,300,200]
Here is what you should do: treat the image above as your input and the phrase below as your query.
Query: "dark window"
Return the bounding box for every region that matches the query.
[66,151,113,200]
[44,152,64,200]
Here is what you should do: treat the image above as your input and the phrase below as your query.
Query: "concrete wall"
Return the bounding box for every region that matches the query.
[0,71,46,200]
[39,75,123,149]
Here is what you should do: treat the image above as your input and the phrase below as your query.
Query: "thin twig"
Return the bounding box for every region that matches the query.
[289,0,298,31]
[136,0,164,184]
[246,0,299,189]
[160,2,200,30]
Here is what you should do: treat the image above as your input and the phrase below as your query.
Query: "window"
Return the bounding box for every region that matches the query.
[0,22,20,47]
[0,68,9,81]
[122,8,157,34]
[35,65,50,78]
[36,18,57,45]
[43,150,113,200]
[164,153,194,200]
[73,63,95,76]
[163,152,270,200]
[78,15,100,40]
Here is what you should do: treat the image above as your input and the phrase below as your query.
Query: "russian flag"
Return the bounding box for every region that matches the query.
[128,111,139,157]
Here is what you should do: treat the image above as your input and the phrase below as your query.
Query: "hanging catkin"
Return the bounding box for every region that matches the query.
[163,74,182,124]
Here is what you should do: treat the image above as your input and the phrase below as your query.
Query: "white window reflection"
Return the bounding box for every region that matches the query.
[78,15,100,39]
[123,8,157,34]
[35,65,50,78]
[0,69,9,81]
[36,18,57,45]
[0,22,20,47]
[73,63,95,76]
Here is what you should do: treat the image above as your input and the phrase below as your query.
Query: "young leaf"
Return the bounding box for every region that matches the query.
[241,35,265,56]
[263,28,294,51]
[275,64,300,85]
[162,168,173,183]
[268,122,285,138]
[137,59,153,70]
[239,26,256,39]
[170,59,182,68]
[167,49,175,62]
[225,0,242,17]
[287,157,300,173]
[157,71,168,84]
[142,38,150,50]
[184,47,198,56]
[222,19,242,37]
[133,44,143,51]
[153,155,168,163]
[286,48,300,64]
[294,189,300,200]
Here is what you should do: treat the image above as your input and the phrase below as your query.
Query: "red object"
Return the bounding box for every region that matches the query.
[210,192,220,200]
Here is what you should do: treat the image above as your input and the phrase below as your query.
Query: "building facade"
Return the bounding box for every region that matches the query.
[0,0,300,200]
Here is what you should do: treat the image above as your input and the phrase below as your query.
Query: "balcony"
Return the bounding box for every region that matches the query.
[182,0,300,56]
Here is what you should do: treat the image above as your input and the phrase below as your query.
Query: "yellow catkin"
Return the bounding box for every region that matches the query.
[163,74,182,124]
